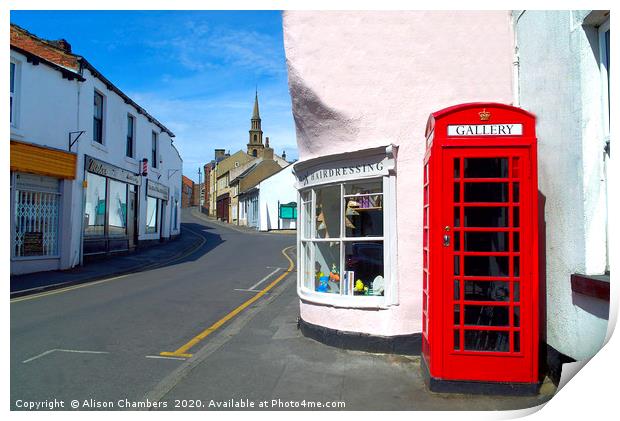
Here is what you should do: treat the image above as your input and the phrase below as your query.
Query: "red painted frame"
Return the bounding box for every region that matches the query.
[422,103,539,384]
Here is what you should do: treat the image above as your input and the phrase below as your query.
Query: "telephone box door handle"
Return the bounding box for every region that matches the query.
[443,234,450,247]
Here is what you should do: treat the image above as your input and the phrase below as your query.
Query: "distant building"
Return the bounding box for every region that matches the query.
[257,164,297,231]
[10,24,182,275]
[181,175,199,208]
[207,92,289,223]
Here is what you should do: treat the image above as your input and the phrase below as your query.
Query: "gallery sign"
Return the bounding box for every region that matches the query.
[447,124,523,137]
[85,156,141,185]
[147,179,169,200]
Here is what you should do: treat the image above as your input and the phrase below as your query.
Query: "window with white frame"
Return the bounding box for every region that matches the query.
[146,196,159,233]
[299,179,387,301]
[151,131,158,168]
[126,114,135,158]
[10,61,18,126]
[93,91,104,143]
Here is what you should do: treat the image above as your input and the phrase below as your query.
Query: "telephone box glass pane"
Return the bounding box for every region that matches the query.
[454,232,461,251]
[514,282,520,302]
[464,256,509,277]
[454,158,460,179]
[454,183,460,202]
[513,232,520,251]
[464,306,510,326]
[464,232,508,252]
[464,183,509,202]
[464,207,508,227]
[514,332,521,352]
[464,281,510,302]
[464,331,510,352]
[513,183,520,202]
[514,306,521,327]
[454,305,460,325]
[513,207,520,227]
[454,280,460,300]
[454,207,461,227]
[454,255,460,275]
[464,158,508,178]
[514,256,520,277]
[454,330,460,350]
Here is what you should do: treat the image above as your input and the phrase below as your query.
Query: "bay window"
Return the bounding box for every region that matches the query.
[299,178,392,306]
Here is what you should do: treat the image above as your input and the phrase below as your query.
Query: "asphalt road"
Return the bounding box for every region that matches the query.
[10,209,295,409]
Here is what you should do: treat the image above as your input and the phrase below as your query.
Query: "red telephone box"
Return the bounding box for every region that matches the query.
[421,103,539,393]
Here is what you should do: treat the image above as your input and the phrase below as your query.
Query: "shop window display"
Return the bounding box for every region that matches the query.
[84,172,107,236]
[299,179,385,299]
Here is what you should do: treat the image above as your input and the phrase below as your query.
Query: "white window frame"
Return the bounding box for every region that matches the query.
[151,131,159,168]
[93,90,106,145]
[126,113,136,158]
[599,19,610,142]
[297,175,398,309]
[10,59,21,129]
[598,18,610,272]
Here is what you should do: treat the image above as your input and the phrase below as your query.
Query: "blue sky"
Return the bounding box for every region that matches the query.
[10,10,297,181]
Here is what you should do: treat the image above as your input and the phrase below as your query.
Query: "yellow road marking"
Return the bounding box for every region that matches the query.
[10,226,207,303]
[160,245,296,358]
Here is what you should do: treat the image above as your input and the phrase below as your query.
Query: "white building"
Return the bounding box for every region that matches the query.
[10,24,182,275]
[514,10,610,367]
[257,164,297,231]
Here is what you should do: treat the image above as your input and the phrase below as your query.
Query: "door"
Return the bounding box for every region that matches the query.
[441,148,534,382]
[127,190,137,250]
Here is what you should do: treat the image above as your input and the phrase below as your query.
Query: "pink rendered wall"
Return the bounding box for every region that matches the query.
[284,11,514,336]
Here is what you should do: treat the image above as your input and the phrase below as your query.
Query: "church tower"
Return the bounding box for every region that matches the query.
[247,90,264,157]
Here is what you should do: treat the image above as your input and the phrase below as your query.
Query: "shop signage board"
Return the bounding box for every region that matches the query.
[293,146,396,189]
[422,103,539,391]
[147,179,169,200]
[279,202,298,219]
[85,156,141,185]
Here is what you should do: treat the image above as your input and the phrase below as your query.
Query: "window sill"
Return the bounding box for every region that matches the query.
[571,273,610,301]
[11,255,60,261]
[10,126,24,140]
[298,285,389,309]
[91,140,108,152]
[124,156,139,166]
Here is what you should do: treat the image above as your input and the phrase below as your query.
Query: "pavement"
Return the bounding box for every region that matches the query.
[10,224,204,297]
[150,263,556,411]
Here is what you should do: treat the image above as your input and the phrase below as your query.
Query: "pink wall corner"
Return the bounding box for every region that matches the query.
[285,10,514,336]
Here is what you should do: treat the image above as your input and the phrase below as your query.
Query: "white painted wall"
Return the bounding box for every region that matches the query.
[283,11,514,336]
[514,10,609,360]
[10,49,182,274]
[257,165,297,231]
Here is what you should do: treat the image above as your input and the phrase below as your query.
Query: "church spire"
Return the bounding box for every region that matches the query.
[252,89,260,119]
[248,89,264,156]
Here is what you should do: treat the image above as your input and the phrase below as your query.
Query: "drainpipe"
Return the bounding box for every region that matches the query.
[513,10,526,106]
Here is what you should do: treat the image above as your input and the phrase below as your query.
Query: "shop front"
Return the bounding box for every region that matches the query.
[83,155,140,256]
[145,179,169,241]
[294,146,407,349]
[10,141,76,274]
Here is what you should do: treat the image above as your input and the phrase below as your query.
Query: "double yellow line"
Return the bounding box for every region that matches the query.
[160,245,296,359]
